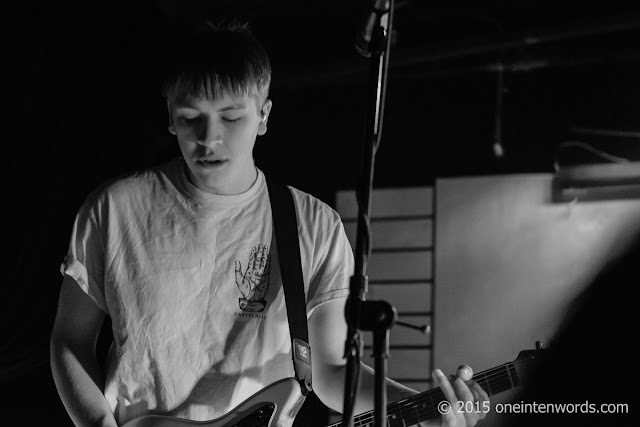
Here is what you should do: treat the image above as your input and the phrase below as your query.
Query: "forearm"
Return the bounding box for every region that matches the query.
[314,361,417,416]
[50,338,117,427]
[308,300,485,426]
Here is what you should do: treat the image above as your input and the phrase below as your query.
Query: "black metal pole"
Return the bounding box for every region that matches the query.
[342,1,396,427]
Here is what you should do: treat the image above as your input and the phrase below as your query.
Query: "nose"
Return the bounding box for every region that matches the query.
[196,117,223,146]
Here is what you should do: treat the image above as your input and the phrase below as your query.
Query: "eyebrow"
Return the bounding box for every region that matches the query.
[173,101,247,112]
[218,104,247,112]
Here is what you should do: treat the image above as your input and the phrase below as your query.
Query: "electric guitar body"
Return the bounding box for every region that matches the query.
[121,378,306,427]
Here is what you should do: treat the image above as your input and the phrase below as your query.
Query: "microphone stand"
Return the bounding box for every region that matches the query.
[342,1,396,427]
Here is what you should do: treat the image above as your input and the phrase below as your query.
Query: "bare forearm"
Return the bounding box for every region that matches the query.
[314,362,417,415]
[50,339,117,427]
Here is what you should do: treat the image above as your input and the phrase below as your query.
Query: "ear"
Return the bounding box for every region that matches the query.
[257,99,273,136]
[166,99,177,135]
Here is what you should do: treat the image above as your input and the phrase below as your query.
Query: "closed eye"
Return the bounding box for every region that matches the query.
[177,115,201,125]
[222,116,243,123]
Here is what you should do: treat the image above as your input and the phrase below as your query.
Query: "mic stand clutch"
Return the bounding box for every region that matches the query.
[342,2,396,427]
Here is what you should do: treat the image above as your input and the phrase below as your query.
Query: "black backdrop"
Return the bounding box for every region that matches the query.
[4,1,640,425]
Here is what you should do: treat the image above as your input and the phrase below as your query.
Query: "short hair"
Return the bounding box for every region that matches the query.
[162,20,271,105]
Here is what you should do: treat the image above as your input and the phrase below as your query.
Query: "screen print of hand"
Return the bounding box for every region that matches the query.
[235,244,271,312]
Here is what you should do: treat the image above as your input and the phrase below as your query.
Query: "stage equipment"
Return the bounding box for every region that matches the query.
[342,1,397,427]
[552,139,640,202]
[553,160,640,202]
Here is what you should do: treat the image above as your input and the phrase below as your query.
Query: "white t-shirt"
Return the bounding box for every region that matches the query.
[61,158,353,425]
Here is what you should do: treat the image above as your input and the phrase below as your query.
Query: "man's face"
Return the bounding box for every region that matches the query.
[168,92,272,195]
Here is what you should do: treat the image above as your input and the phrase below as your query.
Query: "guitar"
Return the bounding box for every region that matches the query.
[122,347,541,427]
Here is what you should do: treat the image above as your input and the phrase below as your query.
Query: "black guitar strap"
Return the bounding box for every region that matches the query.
[266,176,313,396]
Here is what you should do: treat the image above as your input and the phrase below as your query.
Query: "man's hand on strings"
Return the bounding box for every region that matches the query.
[423,365,489,427]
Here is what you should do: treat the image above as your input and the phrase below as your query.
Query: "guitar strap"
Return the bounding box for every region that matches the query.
[266,176,314,396]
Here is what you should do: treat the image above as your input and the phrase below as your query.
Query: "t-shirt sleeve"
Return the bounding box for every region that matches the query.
[60,196,109,313]
[305,212,354,316]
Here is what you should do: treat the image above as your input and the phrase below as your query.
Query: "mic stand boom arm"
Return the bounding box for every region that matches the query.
[342,2,396,427]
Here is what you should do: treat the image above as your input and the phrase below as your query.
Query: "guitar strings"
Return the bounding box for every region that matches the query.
[328,357,539,427]
[343,376,511,427]
[390,358,536,416]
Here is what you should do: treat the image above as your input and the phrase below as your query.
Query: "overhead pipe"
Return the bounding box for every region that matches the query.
[274,13,640,88]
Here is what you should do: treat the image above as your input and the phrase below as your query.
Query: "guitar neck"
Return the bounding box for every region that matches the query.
[328,360,522,427]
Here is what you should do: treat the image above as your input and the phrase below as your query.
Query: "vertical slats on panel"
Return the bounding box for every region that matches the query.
[336,187,433,219]
[336,186,435,395]
[367,283,432,314]
[367,251,432,282]
[343,219,433,250]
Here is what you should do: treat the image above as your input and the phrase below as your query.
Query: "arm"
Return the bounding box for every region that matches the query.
[50,275,118,427]
[308,297,489,427]
[308,297,415,414]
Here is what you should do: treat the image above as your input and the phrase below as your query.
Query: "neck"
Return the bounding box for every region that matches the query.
[184,161,258,195]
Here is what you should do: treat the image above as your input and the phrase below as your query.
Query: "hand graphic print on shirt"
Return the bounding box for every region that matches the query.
[235,244,271,312]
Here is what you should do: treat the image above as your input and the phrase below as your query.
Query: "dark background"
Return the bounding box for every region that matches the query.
[3,0,640,425]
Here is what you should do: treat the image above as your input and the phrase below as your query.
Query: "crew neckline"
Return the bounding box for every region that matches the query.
[171,158,264,208]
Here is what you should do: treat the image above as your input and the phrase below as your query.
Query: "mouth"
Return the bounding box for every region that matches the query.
[195,158,229,168]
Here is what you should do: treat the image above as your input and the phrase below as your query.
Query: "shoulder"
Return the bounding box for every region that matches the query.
[287,186,343,229]
[81,160,179,215]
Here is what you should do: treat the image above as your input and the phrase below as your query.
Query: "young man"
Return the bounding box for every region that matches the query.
[50,21,489,427]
